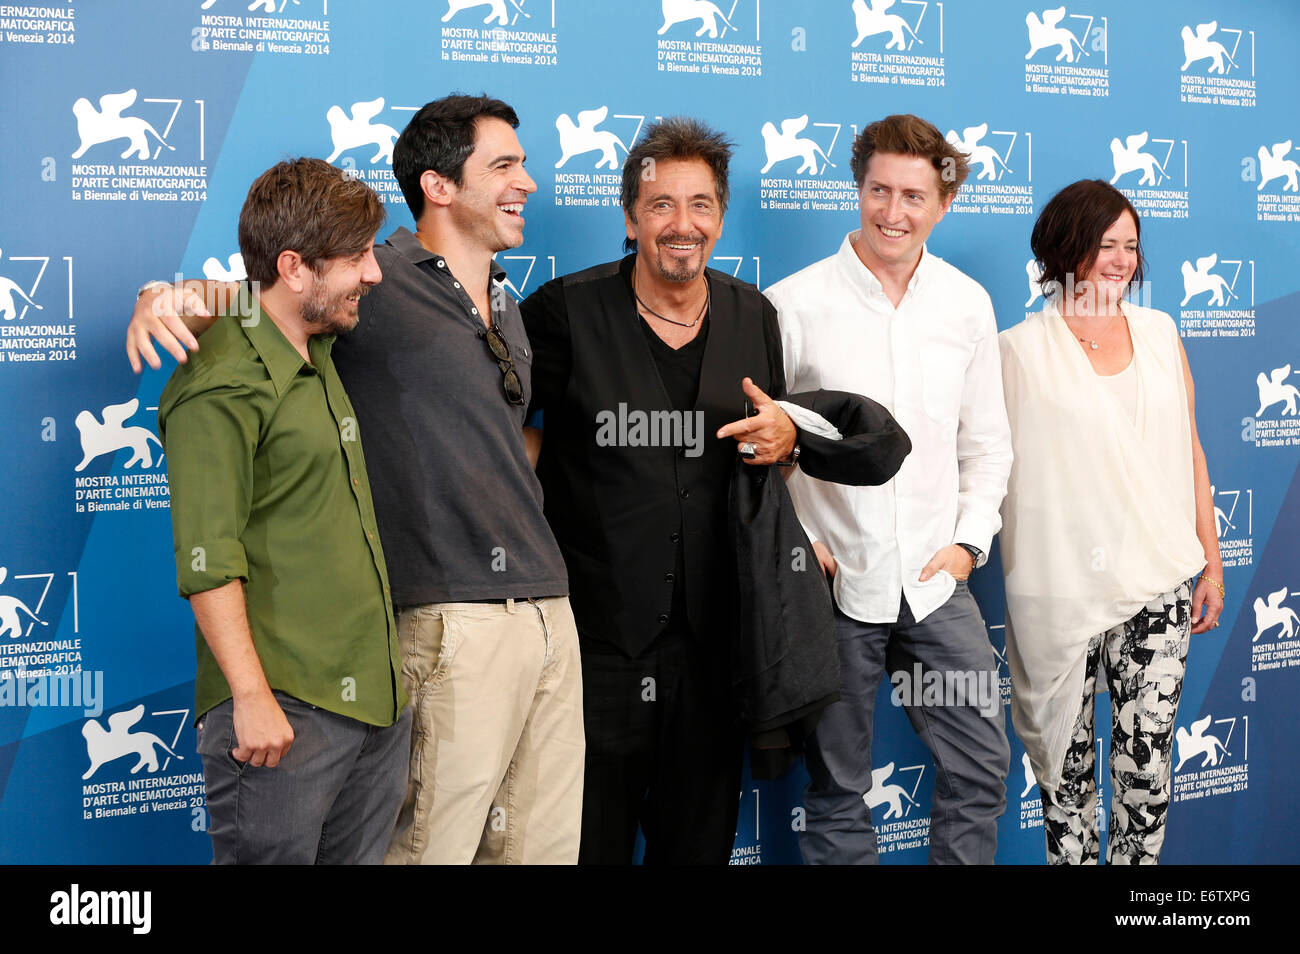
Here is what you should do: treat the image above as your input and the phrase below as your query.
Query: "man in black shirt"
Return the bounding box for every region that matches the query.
[521,118,798,864]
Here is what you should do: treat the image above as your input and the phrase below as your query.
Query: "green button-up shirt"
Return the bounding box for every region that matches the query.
[158,301,405,726]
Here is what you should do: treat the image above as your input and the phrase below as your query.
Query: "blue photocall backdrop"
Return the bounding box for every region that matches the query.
[1,0,1296,863]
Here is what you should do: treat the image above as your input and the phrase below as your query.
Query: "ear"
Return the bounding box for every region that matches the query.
[276,249,309,294]
[624,209,637,244]
[935,191,954,223]
[421,169,454,209]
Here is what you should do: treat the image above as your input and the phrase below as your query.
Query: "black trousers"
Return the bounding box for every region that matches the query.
[578,627,744,865]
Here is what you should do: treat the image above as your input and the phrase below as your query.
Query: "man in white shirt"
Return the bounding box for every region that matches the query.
[765,114,1012,864]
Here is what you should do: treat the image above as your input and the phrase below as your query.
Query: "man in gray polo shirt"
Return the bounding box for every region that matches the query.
[128,96,583,864]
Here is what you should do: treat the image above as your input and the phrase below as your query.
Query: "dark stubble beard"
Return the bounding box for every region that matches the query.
[302,274,370,333]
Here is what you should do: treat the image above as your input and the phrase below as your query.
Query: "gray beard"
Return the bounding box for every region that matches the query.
[649,245,704,284]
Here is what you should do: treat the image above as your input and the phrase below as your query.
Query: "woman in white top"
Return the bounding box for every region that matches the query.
[998,180,1224,864]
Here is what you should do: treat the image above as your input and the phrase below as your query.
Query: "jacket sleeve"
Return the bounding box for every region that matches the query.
[784,389,911,487]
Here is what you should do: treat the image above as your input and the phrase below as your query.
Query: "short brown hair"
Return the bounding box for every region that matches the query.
[621,117,733,253]
[850,114,969,199]
[1030,179,1145,300]
[238,158,385,286]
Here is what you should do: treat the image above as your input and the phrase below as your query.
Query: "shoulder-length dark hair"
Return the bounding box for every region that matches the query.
[1030,179,1145,300]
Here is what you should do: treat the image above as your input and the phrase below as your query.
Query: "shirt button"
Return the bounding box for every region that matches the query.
[436,260,445,268]
[665,573,675,583]
[454,282,461,288]
[352,478,358,486]
[670,531,680,542]
[368,532,374,540]
[471,308,479,315]
[658,614,669,624]
[680,489,690,499]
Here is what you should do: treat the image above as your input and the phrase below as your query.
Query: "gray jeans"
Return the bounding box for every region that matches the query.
[801,583,1010,864]
[197,691,411,864]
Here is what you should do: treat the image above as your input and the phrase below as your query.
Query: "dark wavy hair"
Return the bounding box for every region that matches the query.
[1030,179,1146,300]
[621,117,733,253]
[394,93,520,220]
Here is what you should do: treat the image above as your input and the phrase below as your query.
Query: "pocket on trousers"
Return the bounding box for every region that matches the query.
[398,606,460,695]
[195,701,246,774]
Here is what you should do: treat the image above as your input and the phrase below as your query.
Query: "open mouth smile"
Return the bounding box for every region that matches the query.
[661,236,704,255]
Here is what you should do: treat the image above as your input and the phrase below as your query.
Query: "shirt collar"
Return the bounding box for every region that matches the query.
[240,298,333,396]
[835,231,935,299]
[385,226,507,283]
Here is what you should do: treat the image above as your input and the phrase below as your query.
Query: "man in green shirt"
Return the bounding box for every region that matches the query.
[158,158,410,864]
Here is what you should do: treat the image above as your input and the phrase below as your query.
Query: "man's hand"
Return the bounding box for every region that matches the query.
[126,281,220,373]
[920,544,975,583]
[231,688,295,768]
[813,540,838,579]
[189,580,292,768]
[716,377,797,465]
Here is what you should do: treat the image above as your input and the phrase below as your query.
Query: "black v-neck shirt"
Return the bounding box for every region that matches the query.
[637,312,710,413]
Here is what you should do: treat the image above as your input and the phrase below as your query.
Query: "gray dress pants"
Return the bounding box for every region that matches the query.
[197,691,411,864]
[801,583,1010,864]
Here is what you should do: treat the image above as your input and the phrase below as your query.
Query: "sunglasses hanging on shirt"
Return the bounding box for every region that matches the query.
[482,323,526,406]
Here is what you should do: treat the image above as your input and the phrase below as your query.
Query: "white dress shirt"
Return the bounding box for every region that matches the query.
[765,232,1012,624]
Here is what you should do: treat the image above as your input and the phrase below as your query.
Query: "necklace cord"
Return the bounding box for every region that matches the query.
[632,271,709,329]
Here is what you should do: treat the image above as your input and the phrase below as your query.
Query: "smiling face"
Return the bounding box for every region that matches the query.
[446,116,537,254]
[853,151,951,279]
[624,158,723,284]
[301,246,381,334]
[1075,210,1138,310]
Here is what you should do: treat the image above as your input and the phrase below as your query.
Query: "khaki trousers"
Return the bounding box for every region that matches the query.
[384,597,584,864]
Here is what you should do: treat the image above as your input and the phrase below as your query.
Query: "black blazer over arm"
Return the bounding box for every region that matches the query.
[730,389,910,776]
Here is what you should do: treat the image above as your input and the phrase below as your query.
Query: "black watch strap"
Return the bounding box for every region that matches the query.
[957,543,983,568]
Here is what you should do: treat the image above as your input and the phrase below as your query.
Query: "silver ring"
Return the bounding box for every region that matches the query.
[739,441,757,457]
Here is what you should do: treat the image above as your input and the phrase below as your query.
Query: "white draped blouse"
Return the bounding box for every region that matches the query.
[998,302,1205,791]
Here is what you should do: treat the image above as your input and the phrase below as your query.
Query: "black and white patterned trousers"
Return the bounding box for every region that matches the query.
[1041,580,1192,865]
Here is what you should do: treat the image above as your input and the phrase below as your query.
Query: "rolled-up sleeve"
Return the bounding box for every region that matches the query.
[159,380,261,597]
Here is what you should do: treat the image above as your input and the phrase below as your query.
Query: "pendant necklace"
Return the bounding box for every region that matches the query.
[1072,311,1122,351]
